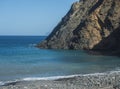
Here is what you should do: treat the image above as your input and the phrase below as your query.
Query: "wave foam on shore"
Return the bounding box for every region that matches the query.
[1,70,120,86]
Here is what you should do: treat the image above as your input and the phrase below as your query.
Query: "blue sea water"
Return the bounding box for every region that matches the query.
[0,36,120,83]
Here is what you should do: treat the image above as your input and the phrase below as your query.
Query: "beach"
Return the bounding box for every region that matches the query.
[0,36,120,89]
[0,0,120,89]
[0,71,120,89]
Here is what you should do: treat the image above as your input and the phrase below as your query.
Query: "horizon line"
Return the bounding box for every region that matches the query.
[0,35,47,36]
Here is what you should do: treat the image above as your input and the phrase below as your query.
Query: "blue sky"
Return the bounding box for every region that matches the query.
[0,0,77,36]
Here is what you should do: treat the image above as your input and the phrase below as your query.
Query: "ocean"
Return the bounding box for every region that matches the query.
[0,36,120,85]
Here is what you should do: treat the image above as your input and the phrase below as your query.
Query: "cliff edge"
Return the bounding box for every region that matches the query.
[37,0,120,55]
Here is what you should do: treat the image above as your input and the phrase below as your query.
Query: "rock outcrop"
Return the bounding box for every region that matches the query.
[37,0,120,55]
[93,26,120,55]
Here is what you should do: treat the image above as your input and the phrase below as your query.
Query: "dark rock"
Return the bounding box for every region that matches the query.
[92,26,120,56]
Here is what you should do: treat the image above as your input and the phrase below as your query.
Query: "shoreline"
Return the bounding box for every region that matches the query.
[1,70,120,89]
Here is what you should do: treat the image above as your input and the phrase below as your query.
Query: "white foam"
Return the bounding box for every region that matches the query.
[28,44,36,47]
[1,70,120,86]
[0,81,5,86]
[22,70,120,81]
[22,75,79,81]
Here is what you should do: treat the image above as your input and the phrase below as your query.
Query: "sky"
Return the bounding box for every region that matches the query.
[0,0,78,36]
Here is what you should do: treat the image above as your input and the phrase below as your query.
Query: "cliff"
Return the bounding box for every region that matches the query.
[37,0,120,55]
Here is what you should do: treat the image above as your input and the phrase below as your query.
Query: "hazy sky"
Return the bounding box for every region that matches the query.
[0,0,77,36]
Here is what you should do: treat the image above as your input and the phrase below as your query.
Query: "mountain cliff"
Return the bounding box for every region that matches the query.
[37,0,120,55]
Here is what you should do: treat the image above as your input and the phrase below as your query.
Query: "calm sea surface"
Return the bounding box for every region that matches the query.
[0,36,120,82]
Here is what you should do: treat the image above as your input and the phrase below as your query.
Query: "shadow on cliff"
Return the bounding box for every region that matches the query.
[88,0,104,14]
[73,0,105,35]
[91,26,120,56]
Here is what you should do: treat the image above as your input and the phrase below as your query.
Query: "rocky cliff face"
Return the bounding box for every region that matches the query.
[37,0,120,54]
[93,25,120,55]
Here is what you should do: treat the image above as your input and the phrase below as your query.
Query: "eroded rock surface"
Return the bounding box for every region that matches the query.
[37,0,120,54]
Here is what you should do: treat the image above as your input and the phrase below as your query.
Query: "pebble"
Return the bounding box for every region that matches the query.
[0,71,120,89]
